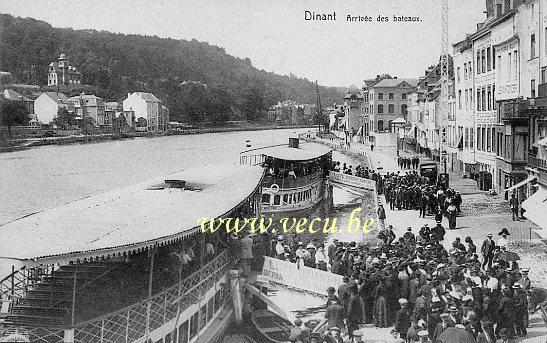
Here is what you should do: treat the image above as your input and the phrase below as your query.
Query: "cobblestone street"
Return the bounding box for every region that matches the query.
[309,136,547,342]
[366,143,546,343]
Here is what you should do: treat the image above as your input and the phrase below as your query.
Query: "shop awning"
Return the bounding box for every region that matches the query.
[503,176,537,192]
[522,187,547,230]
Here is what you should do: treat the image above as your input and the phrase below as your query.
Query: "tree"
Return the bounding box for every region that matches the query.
[52,107,76,129]
[0,100,30,137]
[240,87,264,122]
[206,86,232,124]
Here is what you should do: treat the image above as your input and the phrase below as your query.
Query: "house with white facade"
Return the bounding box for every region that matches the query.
[453,38,476,178]
[122,92,165,132]
[34,92,72,124]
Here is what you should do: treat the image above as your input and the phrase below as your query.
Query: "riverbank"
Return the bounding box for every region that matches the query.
[0,124,316,153]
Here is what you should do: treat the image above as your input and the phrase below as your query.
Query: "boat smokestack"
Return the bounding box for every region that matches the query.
[289,137,299,148]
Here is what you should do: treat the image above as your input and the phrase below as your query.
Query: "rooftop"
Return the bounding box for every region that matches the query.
[130,92,161,103]
[372,78,419,88]
[0,164,263,266]
[41,92,68,105]
[2,89,32,102]
[242,142,332,161]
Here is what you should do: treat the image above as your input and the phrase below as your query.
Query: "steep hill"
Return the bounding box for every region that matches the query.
[0,13,345,123]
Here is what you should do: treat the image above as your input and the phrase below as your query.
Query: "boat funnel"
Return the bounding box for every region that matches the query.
[288,137,299,148]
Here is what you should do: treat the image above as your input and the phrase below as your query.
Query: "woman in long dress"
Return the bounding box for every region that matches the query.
[373,279,388,327]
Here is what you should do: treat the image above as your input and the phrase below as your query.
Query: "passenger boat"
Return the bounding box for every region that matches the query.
[250,309,294,343]
[240,138,332,218]
[0,165,264,343]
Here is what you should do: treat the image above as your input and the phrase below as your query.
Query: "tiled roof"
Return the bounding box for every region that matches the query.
[3,89,32,102]
[372,78,419,88]
[68,94,103,107]
[133,92,161,103]
[42,92,68,105]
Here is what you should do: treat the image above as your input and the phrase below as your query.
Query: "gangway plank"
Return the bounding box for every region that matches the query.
[243,283,289,322]
[328,171,376,191]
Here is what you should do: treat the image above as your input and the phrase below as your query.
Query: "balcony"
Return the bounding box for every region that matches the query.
[499,98,547,122]
[529,154,547,170]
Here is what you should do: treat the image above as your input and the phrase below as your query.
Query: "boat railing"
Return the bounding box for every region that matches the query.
[0,265,54,301]
[262,171,323,190]
[239,154,266,166]
[1,250,231,343]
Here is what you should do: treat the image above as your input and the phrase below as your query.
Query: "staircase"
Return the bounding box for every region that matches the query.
[2,262,120,329]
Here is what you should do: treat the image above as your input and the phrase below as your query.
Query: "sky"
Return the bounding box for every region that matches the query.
[0,0,486,87]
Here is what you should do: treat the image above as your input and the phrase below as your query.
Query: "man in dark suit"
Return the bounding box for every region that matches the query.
[346,286,362,341]
[395,298,411,340]
[480,233,495,270]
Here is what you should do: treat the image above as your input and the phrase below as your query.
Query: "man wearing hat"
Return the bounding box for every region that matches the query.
[275,235,285,260]
[327,238,339,265]
[324,326,343,343]
[520,269,531,291]
[431,220,445,241]
[324,299,345,337]
[346,286,362,341]
[307,332,323,343]
[395,298,411,340]
[351,330,364,343]
[288,318,308,343]
[432,312,452,342]
[417,330,430,343]
[480,233,495,270]
[295,242,307,269]
[512,283,528,337]
[498,287,515,339]
[509,193,519,221]
[403,227,416,245]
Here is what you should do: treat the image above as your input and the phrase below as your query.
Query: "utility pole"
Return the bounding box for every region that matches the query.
[315,81,324,133]
[439,0,450,186]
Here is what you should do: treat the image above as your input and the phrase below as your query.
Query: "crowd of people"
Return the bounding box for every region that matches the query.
[277,226,534,343]
[397,156,421,170]
[331,159,462,231]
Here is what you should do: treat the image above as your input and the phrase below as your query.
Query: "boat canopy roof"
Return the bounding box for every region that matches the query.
[0,165,263,266]
[243,142,331,162]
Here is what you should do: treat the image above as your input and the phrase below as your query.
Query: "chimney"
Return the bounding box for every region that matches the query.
[485,0,494,18]
[127,93,131,98]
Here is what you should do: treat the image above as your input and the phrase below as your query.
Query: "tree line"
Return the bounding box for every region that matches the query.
[0,13,345,124]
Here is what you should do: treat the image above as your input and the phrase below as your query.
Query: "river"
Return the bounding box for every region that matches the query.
[0,128,317,225]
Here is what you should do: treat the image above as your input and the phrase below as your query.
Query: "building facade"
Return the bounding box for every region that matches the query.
[34,92,72,124]
[368,78,417,133]
[122,92,165,132]
[47,54,82,87]
[67,94,105,127]
[341,85,365,136]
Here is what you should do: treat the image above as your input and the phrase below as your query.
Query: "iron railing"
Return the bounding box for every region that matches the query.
[528,155,547,170]
[1,251,231,343]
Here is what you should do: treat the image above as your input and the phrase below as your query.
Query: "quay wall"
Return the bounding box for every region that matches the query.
[0,124,316,153]
[299,134,381,244]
